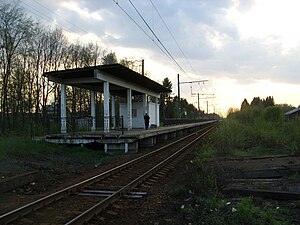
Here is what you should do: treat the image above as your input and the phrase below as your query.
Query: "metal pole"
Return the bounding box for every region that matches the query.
[121,115,124,135]
[206,101,209,114]
[177,74,180,118]
[198,93,200,111]
[90,90,96,132]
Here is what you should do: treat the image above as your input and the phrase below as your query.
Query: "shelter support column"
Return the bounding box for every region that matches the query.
[142,94,148,114]
[127,88,132,130]
[104,81,110,133]
[111,95,115,129]
[154,97,159,127]
[90,90,96,132]
[60,83,67,134]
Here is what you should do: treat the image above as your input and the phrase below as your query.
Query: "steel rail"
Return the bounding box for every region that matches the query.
[65,126,216,225]
[0,123,216,225]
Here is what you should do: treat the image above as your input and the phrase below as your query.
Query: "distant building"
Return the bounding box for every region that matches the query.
[285,106,300,120]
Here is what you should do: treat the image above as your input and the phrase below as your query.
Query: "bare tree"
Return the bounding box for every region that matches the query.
[39,28,67,125]
[0,1,34,133]
[0,2,114,135]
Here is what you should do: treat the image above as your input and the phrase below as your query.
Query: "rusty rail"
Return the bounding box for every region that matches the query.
[65,126,215,225]
[0,124,216,225]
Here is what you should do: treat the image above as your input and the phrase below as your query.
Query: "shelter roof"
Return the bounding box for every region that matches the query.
[44,64,171,96]
[285,107,300,116]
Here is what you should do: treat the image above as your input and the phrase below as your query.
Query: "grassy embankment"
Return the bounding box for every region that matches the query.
[202,106,300,158]
[176,106,300,225]
[0,138,105,178]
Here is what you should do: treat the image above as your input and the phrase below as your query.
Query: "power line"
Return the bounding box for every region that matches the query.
[112,0,172,62]
[149,0,196,75]
[22,0,191,79]
[20,0,97,44]
[127,0,187,74]
[20,0,55,24]
[128,0,186,74]
[29,0,89,35]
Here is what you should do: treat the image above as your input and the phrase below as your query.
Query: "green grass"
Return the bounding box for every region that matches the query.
[179,106,299,224]
[288,172,300,180]
[178,159,294,225]
[183,196,290,225]
[0,137,106,175]
[198,111,300,159]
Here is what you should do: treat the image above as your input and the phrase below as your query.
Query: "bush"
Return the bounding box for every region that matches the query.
[231,197,284,225]
[264,106,284,122]
[181,166,292,225]
[207,106,300,156]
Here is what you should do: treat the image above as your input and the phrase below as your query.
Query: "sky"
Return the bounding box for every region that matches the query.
[19,0,300,116]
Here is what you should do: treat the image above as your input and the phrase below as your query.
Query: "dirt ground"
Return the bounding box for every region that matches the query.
[0,150,146,213]
[1,147,300,224]
[89,154,300,225]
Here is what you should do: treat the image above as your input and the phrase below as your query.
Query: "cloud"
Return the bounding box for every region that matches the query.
[60,1,103,21]
[21,0,300,111]
[25,0,300,81]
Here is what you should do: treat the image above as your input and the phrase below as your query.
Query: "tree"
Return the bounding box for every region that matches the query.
[250,97,263,107]
[277,103,294,113]
[0,1,113,135]
[227,107,239,118]
[0,1,34,133]
[101,51,118,64]
[119,57,132,68]
[119,57,145,74]
[263,96,275,107]
[165,96,178,118]
[39,28,67,128]
[162,77,172,90]
[241,98,250,111]
[180,99,198,118]
[160,77,172,121]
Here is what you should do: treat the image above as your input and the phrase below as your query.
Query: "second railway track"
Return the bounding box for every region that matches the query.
[0,123,216,225]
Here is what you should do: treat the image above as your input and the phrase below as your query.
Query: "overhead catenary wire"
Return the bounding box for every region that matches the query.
[112,0,172,62]
[28,0,90,35]
[19,0,98,44]
[115,1,175,72]
[20,0,173,66]
[20,0,56,25]
[118,0,209,99]
[149,0,196,75]
[126,0,187,75]
[20,0,194,82]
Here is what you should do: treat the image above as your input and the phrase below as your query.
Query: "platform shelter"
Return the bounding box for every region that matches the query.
[44,64,171,134]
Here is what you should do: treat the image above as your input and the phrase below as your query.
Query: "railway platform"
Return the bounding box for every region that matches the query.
[43,120,217,154]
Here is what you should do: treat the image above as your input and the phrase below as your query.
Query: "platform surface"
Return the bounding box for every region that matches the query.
[46,121,215,139]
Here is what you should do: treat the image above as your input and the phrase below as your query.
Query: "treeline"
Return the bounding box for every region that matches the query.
[227,96,294,124]
[0,1,203,136]
[160,77,203,121]
[0,1,144,135]
[218,96,299,155]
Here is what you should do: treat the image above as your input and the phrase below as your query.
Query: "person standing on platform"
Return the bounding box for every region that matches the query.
[144,113,150,130]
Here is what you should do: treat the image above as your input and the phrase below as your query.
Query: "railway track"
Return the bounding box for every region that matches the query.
[0,124,216,225]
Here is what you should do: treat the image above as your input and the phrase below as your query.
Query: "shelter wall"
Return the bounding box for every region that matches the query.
[148,102,159,127]
[119,102,159,128]
[119,102,144,128]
